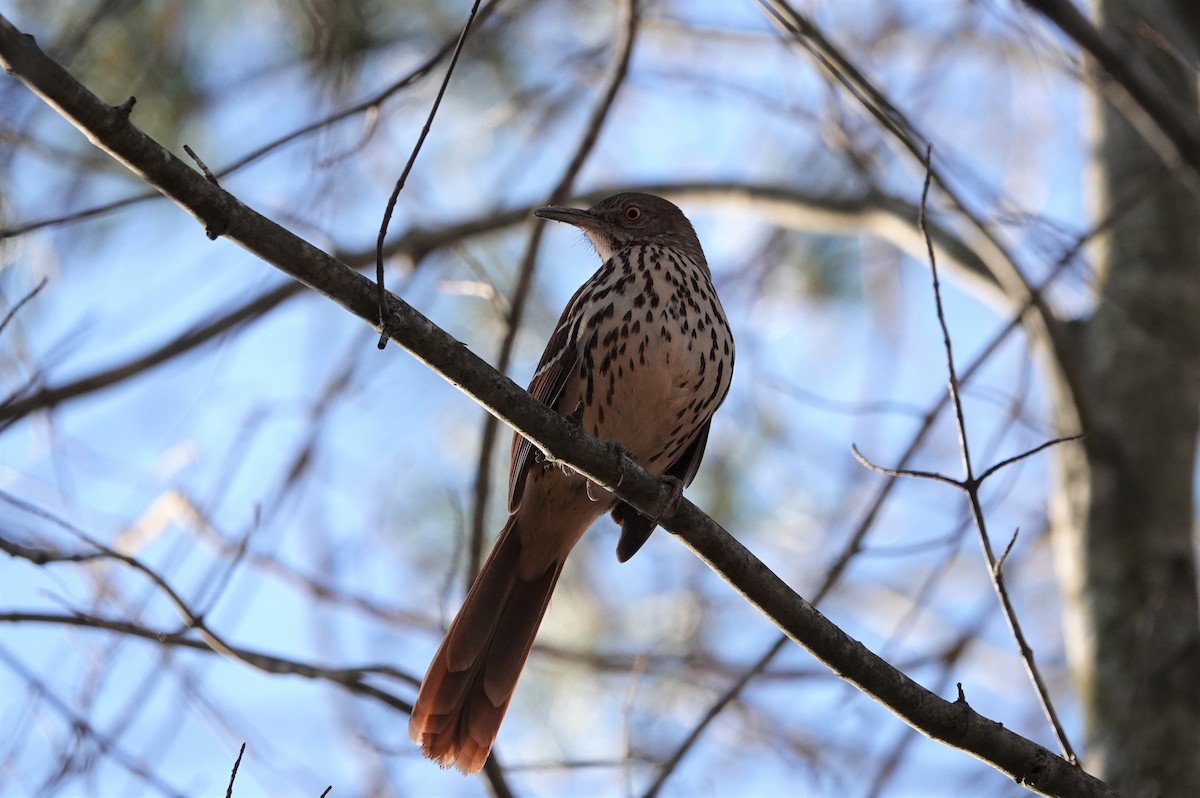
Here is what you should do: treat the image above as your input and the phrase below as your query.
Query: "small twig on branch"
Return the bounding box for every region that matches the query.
[995,529,1020,578]
[374,0,483,348]
[975,434,1083,484]
[225,742,245,798]
[183,144,220,187]
[113,95,136,118]
[850,444,964,488]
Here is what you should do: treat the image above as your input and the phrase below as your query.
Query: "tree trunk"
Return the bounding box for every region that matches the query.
[1051,2,1200,795]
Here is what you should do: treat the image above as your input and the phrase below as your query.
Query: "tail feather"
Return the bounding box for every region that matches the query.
[409,517,563,774]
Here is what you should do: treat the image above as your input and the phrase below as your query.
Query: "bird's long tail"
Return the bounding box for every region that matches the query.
[408,516,563,774]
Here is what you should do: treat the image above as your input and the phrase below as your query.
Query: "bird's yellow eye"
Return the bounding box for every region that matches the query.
[625,206,641,221]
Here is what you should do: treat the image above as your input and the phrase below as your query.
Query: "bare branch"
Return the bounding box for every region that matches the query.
[913,151,1076,762]
[756,0,1056,331]
[0,0,507,243]
[0,281,295,423]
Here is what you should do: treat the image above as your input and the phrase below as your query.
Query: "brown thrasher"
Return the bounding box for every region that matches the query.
[408,192,735,774]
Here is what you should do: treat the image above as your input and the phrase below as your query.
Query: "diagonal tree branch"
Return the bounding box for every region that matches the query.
[0,15,1112,797]
[0,0,508,243]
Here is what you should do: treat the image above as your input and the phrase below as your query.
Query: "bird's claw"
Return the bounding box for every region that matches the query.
[588,440,637,501]
[567,399,585,426]
[607,442,682,524]
[651,475,685,525]
[610,441,639,488]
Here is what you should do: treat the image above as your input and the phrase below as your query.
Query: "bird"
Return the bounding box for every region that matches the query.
[407,192,735,774]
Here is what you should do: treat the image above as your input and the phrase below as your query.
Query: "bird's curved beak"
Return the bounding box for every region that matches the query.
[534,205,598,229]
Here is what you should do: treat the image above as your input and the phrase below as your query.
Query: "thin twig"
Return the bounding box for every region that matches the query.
[0,609,412,689]
[0,277,47,337]
[995,529,1020,578]
[2,495,515,798]
[183,144,220,186]
[0,490,398,682]
[757,0,1053,334]
[374,0,483,348]
[225,742,245,798]
[850,444,965,488]
[0,644,187,798]
[975,434,1083,484]
[914,151,1077,763]
[917,150,975,486]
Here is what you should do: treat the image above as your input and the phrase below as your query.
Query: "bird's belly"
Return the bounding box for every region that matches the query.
[581,328,720,474]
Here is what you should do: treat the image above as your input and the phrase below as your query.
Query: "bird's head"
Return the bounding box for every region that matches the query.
[534,192,707,271]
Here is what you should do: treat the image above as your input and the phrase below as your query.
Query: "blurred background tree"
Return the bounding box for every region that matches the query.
[1,1,1196,796]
